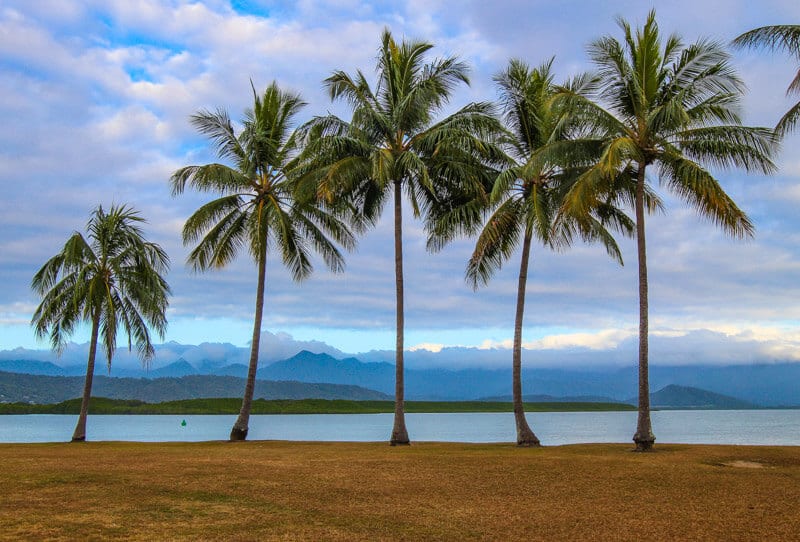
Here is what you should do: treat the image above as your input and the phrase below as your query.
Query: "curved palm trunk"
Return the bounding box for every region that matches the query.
[513,231,540,446]
[633,165,655,451]
[230,236,268,441]
[390,179,410,445]
[71,310,100,442]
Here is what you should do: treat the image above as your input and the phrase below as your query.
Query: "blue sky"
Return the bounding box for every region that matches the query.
[1,0,799,368]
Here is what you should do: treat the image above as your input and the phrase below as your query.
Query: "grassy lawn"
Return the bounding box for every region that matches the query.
[0,441,798,540]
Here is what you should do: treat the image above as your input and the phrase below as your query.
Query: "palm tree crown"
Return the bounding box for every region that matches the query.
[32,204,170,363]
[31,204,170,440]
[561,10,776,450]
[733,24,800,136]
[300,29,504,444]
[171,82,356,441]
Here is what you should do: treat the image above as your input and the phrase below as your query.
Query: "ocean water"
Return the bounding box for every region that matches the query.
[1,410,799,445]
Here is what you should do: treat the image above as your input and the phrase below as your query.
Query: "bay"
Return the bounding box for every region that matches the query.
[1,410,799,445]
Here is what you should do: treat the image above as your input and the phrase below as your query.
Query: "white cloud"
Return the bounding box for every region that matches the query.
[409,342,446,353]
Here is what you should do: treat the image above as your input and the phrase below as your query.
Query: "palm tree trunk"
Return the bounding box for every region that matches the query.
[633,164,655,451]
[390,179,410,445]
[230,233,268,441]
[71,310,100,442]
[513,231,540,446]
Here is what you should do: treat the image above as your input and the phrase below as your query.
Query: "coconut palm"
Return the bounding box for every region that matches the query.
[560,10,776,450]
[442,59,631,446]
[31,204,170,442]
[733,25,800,136]
[171,82,356,441]
[300,29,503,445]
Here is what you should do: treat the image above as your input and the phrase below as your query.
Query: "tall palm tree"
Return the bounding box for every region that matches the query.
[560,10,776,451]
[733,25,800,136]
[31,204,170,442]
[300,29,503,445]
[440,59,631,446]
[171,82,356,441]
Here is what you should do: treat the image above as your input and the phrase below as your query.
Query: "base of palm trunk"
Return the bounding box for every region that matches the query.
[516,436,541,447]
[515,412,540,447]
[390,430,410,446]
[390,409,410,445]
[633,433,655,452]
[70,436,86,443]
[229,426,248,441]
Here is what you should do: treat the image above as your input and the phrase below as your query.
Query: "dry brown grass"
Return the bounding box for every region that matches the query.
[1,441,798,541]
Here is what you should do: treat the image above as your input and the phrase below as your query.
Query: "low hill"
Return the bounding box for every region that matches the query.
[0,371,390,404]
[630,385,757,409]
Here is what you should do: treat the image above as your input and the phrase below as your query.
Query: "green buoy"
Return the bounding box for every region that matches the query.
[181,419,187,427]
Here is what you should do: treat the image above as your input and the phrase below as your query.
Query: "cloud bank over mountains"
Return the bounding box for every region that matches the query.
[2,327,797,372]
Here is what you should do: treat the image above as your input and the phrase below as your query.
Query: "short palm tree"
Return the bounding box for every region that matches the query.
[560,11,776,450]
[733,25,800,136]
[301,29,503,445]
[453,59,631,446]
[172,82,355,441]
[31,204,170,442]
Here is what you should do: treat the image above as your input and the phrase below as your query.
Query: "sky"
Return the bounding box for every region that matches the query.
[1,0,799,369]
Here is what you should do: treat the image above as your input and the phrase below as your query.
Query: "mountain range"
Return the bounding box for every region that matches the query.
[0,371,390,404]
[2,350,798,406]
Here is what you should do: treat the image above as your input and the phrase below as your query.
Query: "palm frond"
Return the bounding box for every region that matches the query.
[466,198,525,290]
[659,154,754,239]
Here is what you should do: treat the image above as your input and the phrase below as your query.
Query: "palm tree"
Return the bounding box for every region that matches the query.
[31,204,170,442]
[171,82,355,441]
[560,10,776,451]
[300,29,503,445]
[733,25,800,136]
[445,59,631,446]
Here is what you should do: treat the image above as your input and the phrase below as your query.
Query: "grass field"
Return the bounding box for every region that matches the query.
[0,441,798,540]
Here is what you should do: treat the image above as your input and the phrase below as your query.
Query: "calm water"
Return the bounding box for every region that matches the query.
[1,410,799,445]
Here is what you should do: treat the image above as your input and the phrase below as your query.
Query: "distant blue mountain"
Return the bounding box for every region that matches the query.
[259,350,396,391]
[0,359,66,376]
[149,359,197,378]
[3,350,799,406]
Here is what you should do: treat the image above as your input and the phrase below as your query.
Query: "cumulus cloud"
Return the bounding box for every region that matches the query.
[0,329,345,369]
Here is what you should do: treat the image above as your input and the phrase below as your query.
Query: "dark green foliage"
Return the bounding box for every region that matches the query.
[0,397,636,415]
